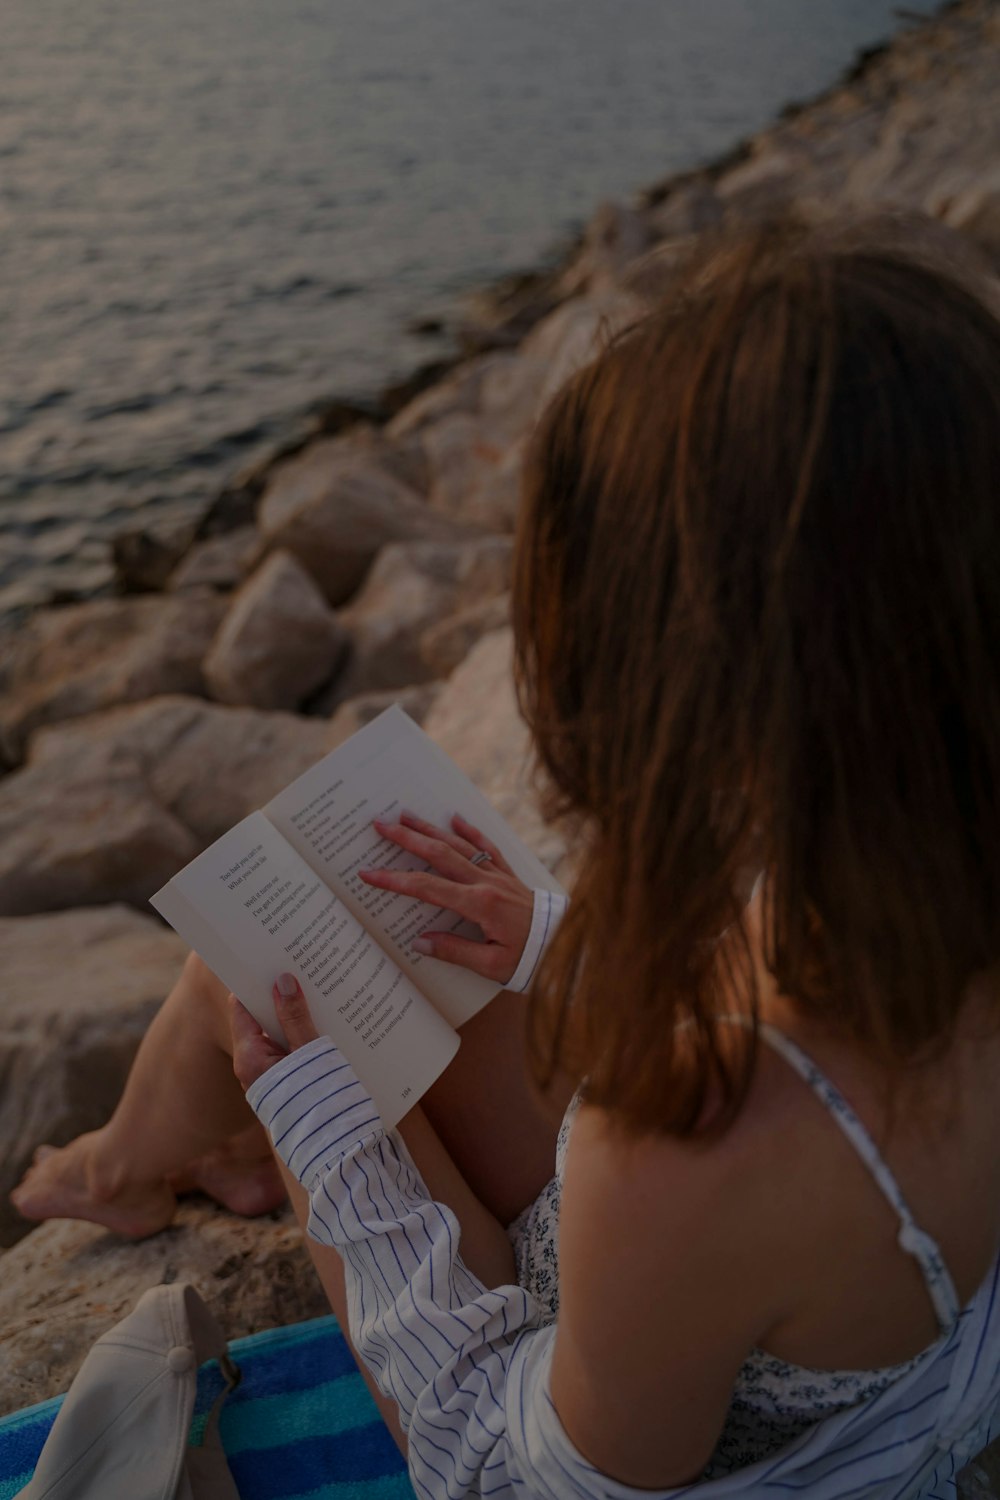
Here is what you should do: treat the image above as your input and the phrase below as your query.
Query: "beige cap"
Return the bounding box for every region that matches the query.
[17,1282,240,1500]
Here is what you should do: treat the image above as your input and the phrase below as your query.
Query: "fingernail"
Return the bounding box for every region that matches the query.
[399,807,419,821]
[411,937,434,956]
[276,972,299,998]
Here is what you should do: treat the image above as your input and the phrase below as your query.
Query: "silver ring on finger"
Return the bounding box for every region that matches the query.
[469,849,492,867]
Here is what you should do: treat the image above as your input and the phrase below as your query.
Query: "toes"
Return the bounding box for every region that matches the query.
[9,1186,39,1218]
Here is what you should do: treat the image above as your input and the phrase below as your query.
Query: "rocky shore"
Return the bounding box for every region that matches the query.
[2,0,999,1421]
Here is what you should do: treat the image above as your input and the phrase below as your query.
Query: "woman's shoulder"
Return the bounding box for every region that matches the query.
[561,997,1000,1362]
[548,1051,818,1486]
[563,1031,831,1281]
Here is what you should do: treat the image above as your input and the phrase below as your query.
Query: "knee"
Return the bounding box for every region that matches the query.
[180,951,232,1034]
[182,949,225,998]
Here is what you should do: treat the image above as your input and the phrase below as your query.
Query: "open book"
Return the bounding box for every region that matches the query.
[151,706,565,1128]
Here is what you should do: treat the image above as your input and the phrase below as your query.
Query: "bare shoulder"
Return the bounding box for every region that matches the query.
[561,1037,827,1298]
[548,1062,808,1489]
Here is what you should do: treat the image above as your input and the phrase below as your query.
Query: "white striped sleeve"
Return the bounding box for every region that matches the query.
[246,1034,658,1500]
[505,888,569,994]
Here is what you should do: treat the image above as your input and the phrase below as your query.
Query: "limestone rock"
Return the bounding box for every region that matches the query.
[0,1201,329,1412]
[423,627,569,879]
[112,519,199,594]
[1,697,339,915]
[421,413,526,530]
[0,760,200,918]
[646,181,723,240]
[330,537,513,704]
[169,526,262,593]
[557,200,656,297]
[385,351,519,442]
[341,423,431,499]
[0,592,226,762]
[716,147,803,212]
[204,551,349,711]
[943,178,1000,261]
[419,593,512,680]
[325,682,442,744]
[460,443,525,533]
[479,290,642,438]
[0,905,189,1246]
[28,695,335,852]
[258,436,477,605]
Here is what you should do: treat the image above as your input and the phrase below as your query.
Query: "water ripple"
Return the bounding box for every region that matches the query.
[1,0,902,616]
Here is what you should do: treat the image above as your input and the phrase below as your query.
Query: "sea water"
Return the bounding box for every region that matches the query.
[0,0,904,613]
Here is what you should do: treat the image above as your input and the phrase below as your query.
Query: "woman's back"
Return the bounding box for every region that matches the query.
[510,212,1000,1492]
[518,905,1000,1481]
[732,911,1000,1373]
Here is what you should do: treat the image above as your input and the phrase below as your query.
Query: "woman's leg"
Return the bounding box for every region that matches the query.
[418,993,575,1226]
[10,950,569,1236]
[10,952,283,1236]
[273,1096,527,1461]
[11,948,541,1457]
[279,1165,409,1454]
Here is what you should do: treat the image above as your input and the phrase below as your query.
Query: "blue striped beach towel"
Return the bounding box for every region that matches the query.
[0,1315,414,1500]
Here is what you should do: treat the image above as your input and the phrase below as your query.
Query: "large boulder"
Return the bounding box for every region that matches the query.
[168,525,262,594]
[420,414,526,531]
[257,436,479,605]
[646,180,724,241]
[29,692,334,829]
[0,1201,328,1412]
[204,551,349,711]
[325,682,442,743]
[479,290,642,438]
[111,518,200,594]
[943,177,1000,262]
[556,200,656,298]
[0,906,190,1246]
[385,351,519,442]
[329,536,513,704]
[423,627,570,879]
[419,593,512,680]
[1,697,337,914]
[0,592,226,762]
[0,761,201,918]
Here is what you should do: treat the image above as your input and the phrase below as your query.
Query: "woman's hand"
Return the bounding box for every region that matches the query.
[359,811,533,984]
[229,973,320,1092]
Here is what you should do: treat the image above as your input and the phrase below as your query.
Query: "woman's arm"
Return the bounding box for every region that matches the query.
[361,812,573,1225]
[236,989,770,1500]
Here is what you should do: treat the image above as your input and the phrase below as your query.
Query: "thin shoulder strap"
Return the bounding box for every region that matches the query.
[756,1020,962,1333]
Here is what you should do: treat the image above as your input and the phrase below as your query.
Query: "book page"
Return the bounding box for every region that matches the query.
[150,812,458,1127]
[264,706,564,1029]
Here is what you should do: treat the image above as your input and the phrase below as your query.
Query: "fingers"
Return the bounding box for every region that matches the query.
[357,864,487,921]
[373,817,482,884]
[397,809,478,859]
[229,995,285,1091]
[412,931,513,983]
[450,813,514,876]
[373,808,514,880]
[228,978,321,1094]
[273,972,320,1049]
[229,994,263,1047]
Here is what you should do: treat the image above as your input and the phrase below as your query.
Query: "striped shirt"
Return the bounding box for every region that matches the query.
[247,1035,1000,1500]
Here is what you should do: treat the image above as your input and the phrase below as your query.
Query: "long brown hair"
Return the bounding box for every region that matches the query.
[513,214,1000,1136]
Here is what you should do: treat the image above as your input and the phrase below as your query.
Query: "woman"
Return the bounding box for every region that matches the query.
[12,215,1000,1497]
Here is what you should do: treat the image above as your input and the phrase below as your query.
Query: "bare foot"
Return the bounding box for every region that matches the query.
[169,1129,287,1218]
[10,1132,177,1239]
